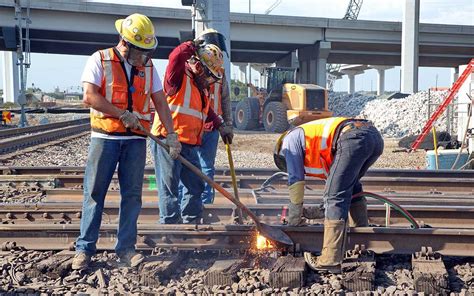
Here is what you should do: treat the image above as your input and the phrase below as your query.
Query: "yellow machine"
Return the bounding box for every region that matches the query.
[234,67,332,133]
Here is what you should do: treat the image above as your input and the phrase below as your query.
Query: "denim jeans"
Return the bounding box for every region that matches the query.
[151,139,204,224]
[188,130,219,204]
[76,137,146,256]
[324,125,384,221]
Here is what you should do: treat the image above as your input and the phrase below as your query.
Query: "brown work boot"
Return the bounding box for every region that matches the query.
[287,202,305,226]
[118,251,145,268]
[71,252,91,270]
[348,197,369,227]
[304,219,346,274]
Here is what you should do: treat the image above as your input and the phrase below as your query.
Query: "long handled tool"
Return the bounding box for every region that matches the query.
[143,128,293,246]
[226,143,243,224]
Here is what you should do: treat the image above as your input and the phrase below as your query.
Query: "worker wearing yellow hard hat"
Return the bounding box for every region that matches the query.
[115,13,158,66]
[74,13,179,270]
[274,117,384,274]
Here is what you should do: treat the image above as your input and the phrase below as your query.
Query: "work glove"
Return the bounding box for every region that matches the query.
[119,110,140,130]
[165,132,182,160]
[287,181,305,226]
[218,123,234,144]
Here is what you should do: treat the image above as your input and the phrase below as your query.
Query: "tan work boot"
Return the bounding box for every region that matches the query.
[119,251,145,268]
[287,202,304,226]
[304,219,346,274]
[348,197,369,227]
[71,252,91,270]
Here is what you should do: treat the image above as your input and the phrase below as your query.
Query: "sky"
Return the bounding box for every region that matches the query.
[1,0,473,93]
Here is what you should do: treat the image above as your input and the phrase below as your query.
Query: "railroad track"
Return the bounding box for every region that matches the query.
[0,118,89,140]
[0,223,472,256]
[0,202,472,228]
[0,123,90,154]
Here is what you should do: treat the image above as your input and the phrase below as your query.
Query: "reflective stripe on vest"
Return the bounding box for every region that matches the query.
[168,75,207,122]
[90,48,152,136]
[301,117,347,179]
[208,82,222,116]
[151,73,210,145]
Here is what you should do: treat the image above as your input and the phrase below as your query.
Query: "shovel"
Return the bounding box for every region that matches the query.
[225,143,243,224]
[143,128,293,246]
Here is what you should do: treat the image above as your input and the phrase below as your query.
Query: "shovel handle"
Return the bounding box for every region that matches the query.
[144,128,260,223]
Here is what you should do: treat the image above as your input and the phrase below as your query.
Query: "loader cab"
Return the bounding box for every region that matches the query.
[265,67,296,101]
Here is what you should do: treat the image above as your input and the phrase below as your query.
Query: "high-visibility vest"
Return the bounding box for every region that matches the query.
[151,73,210,145]
[209,82,222,116]
[90,47,152,136]
[300,117,347,179]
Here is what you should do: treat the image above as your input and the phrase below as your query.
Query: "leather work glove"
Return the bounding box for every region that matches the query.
[119,110,140,130]
[218,123,234,144]
[303,204,325,220]
[165,132,182,160]
[287,181,305,226]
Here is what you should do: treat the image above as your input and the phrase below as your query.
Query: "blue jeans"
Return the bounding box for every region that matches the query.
[324,125,384,221]
[76,137,146,256]
[151,139,204,224]
[180,130,219,204]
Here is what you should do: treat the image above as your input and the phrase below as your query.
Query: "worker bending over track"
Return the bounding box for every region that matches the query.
[151,37,232,224]
[73,14,179,270]
[274,117,384,273]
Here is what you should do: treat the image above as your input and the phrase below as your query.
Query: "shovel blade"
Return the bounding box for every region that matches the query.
[257,222,294,246]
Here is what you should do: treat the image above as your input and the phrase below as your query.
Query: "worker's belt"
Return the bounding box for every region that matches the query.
[339,120,373,135]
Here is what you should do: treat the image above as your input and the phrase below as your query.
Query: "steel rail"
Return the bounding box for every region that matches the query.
[2,174,473,194]
[2,166,474,179]
[0,123,90,153]
[0,118,89,139]
[0,203,473,228]
[42,188,474,207]
[0,224,472,256]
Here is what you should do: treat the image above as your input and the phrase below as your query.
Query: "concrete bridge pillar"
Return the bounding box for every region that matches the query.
[296,41,331,86]
[275,51,298,69]
[196,0,231,84]
[369,65,394,95]
[340,69,364,94]
[401,0,420,94]
[2,51,19,104]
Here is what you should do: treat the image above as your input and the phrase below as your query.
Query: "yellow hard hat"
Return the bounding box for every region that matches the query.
[273,131,289,172]
[115,13,157,50]
[197,44,224,79]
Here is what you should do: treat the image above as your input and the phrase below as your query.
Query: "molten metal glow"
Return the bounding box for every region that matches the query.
[255,233,274,250]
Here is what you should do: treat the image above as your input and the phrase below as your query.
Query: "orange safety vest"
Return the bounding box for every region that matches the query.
[209,82,222,116]
[300,117,347,179]
[90,47,152,136]
[151,73,210,145]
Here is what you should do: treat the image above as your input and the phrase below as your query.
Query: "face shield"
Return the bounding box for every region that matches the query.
[125,41,155,67]
[196,32,228,56]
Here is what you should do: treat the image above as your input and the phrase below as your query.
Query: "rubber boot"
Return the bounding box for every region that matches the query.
[287,202,304,226]
[348,197,369,227]
[303,204,325,220]
[304,219,346,274]
[287,181,305,226]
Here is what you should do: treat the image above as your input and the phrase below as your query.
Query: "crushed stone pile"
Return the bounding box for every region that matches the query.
[329,91,454,138]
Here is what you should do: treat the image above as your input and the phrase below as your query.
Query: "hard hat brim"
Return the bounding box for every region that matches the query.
[115,19,124,35]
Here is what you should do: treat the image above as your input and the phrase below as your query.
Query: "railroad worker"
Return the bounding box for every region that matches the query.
[274,117,383,273]
[151,38,232,224]
[73,13,180,270]
[186,29,233,204]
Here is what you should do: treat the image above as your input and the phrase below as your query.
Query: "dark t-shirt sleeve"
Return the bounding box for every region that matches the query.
[164,41,196,96]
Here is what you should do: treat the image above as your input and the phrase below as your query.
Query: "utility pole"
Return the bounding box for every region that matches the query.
[14,0,31,127]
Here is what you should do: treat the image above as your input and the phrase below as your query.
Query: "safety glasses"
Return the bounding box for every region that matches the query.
[126,42,155,67]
